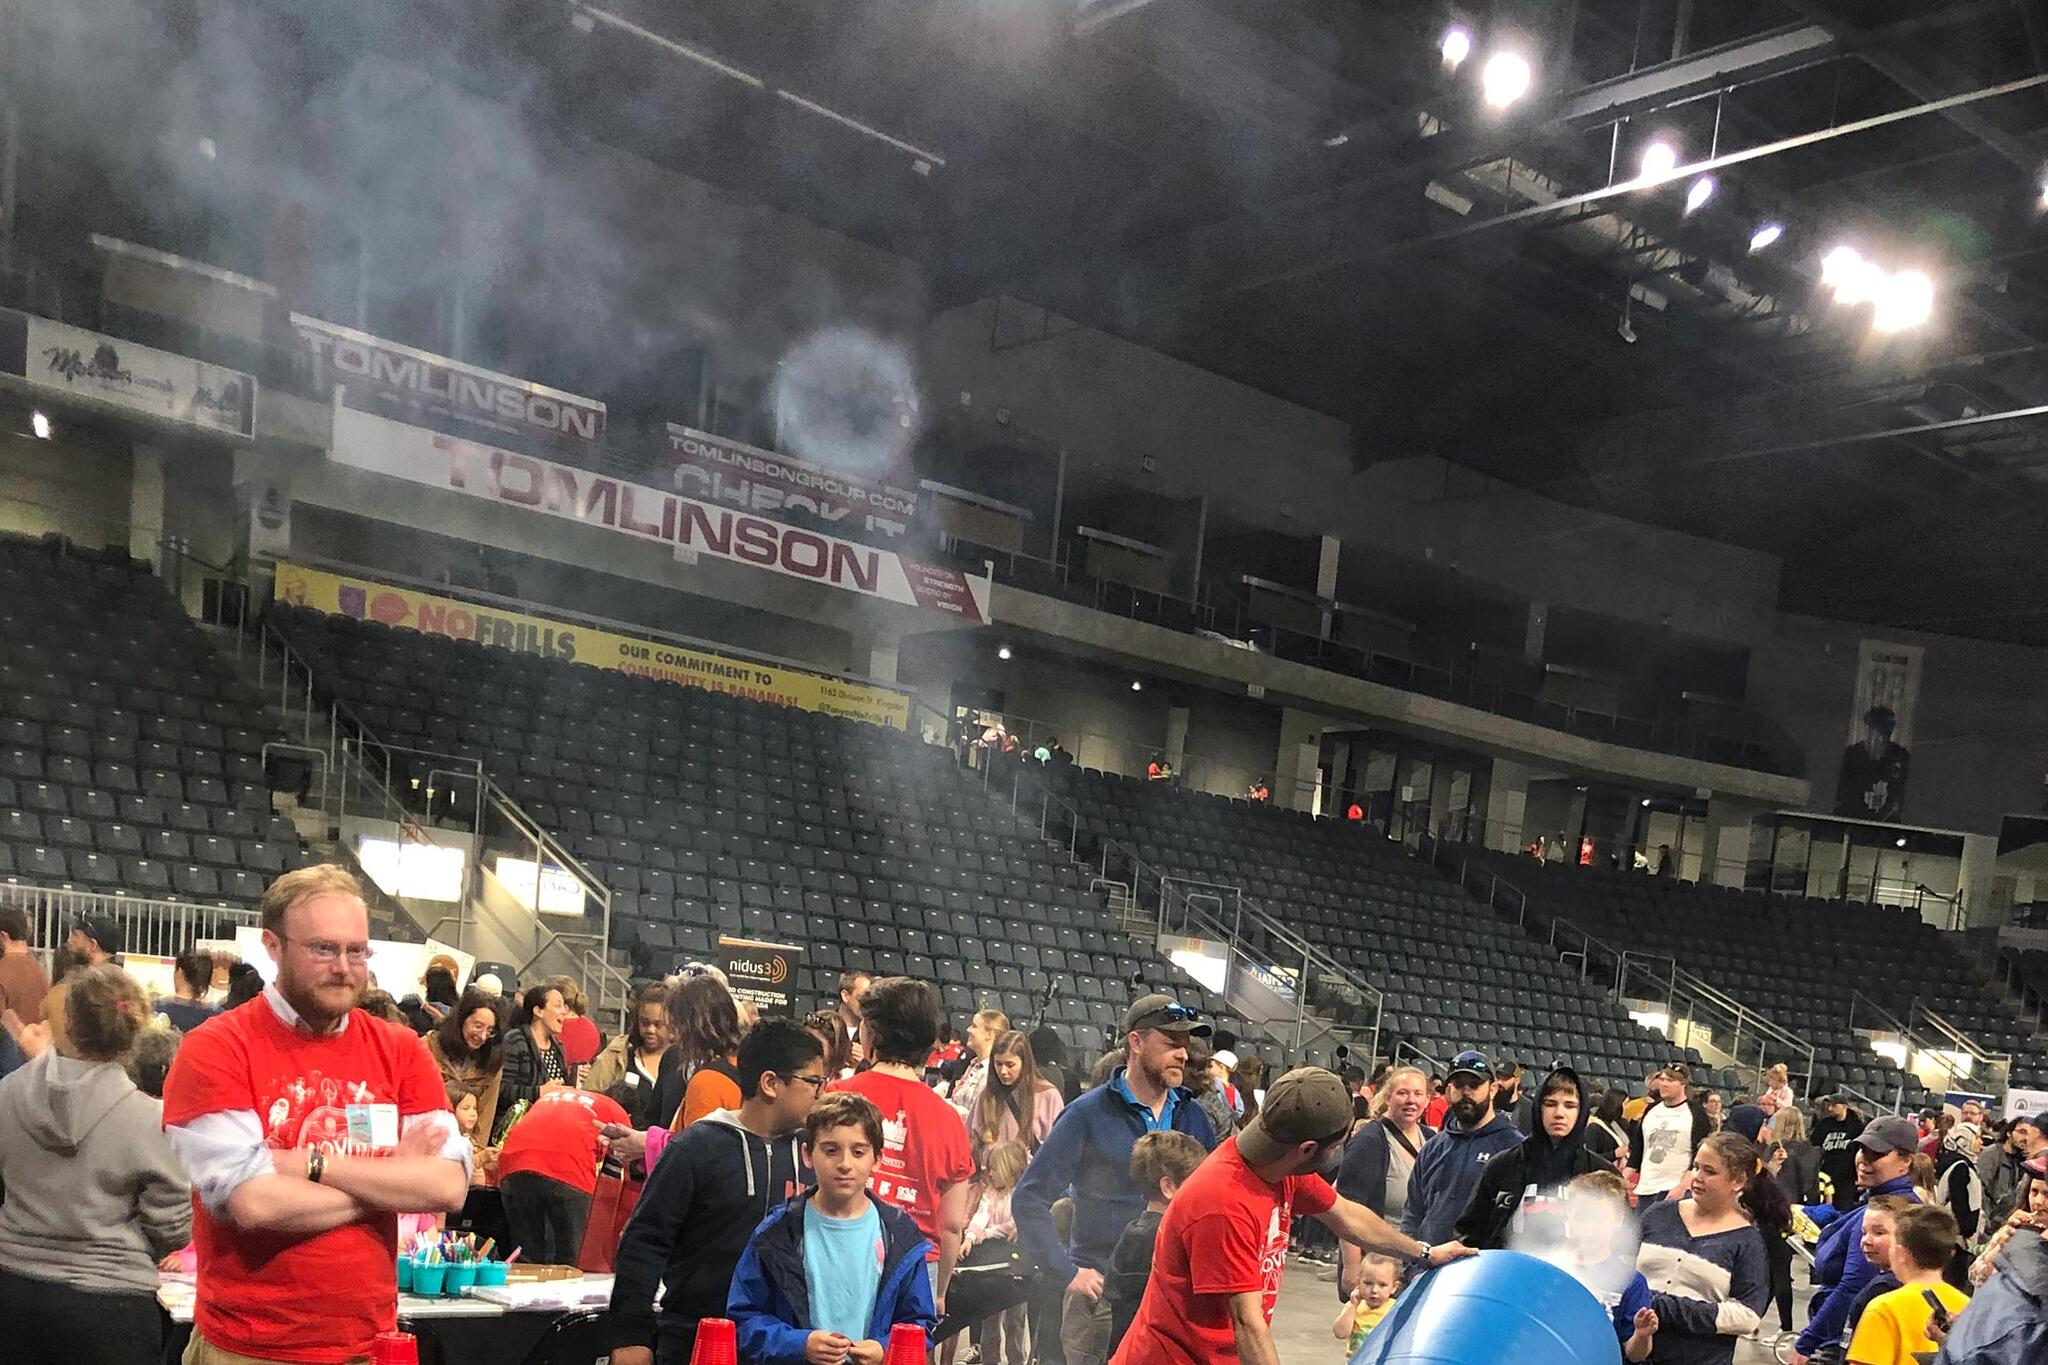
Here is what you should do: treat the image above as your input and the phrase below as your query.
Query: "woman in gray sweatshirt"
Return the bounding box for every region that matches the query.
[0,963,192,1365]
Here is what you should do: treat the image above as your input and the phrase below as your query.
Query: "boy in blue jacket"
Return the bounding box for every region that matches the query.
[729,1091,938,1365]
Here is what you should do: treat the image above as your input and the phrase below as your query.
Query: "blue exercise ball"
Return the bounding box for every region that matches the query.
[1349,1251,1622,1365]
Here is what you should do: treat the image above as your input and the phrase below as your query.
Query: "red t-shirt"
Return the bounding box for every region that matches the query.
[1423,1095,1450,1130]
[496,1088,630,1193]
[1110,1139,1336,1365]
[827,1070,974,1261]
[160,1000,453,1364]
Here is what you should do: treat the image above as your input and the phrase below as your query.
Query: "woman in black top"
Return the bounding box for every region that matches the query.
[497,983,570,1131]
[1585,1087,1632,1168]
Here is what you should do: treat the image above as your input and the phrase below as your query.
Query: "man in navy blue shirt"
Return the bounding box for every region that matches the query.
[1013,994,1218,1365]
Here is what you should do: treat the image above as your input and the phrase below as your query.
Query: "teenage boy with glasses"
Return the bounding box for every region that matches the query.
[610,1017,828,1365]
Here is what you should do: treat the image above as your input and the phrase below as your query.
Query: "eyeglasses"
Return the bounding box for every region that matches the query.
[781,1072,829,1091]
[282,935,371,966]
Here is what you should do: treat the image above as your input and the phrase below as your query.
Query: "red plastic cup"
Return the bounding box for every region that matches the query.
[690,1317,738,1365]
[370,1331,419,1365]
[883,1323,928,1365]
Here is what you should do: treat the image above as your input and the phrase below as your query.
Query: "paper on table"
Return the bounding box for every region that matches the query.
[470,1274,615,1312]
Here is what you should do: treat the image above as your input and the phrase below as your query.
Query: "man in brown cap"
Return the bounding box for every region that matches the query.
[1109,1067,1471,1365]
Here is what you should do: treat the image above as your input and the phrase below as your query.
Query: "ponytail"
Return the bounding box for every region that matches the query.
[1704,1132,1790,1237]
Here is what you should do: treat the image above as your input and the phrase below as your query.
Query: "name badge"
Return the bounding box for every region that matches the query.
[347,1102,400,1149]
[624,1071,640,1088]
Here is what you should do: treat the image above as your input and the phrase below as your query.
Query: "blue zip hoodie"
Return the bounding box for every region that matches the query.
[1398,1108,1524,1247]
[1013,1068,1217,1285]
[1794,1172,1921,1355]
[727,1190,938,1365]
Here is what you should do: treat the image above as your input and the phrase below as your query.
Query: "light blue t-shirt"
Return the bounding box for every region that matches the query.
[804,1199,885,1344]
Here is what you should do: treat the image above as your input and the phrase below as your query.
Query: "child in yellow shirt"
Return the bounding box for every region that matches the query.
[1847,1204,1969,1365]
[1333,1253,1400,1357]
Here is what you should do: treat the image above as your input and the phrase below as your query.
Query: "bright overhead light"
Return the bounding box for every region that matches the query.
[29,410,50,440]
[997,645,1012,661]
[1748,222,1784,252]
[1480,51,1532,109]
[1638,140,1680,183]
[1641,798,1653,807]
[1683,175,1716,215]
[1322,132,1350,148]
[1440,26,1473,70]
[1896,837,1909,848]
[1130,680,1143,692]
[1821,245,1882,305]
[1873,269,1935,333]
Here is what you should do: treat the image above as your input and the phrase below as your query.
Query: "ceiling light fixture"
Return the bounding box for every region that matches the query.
[1322,132,1350,148]
[1130,680,1143,692]
[1873,269,1935,333]
[1748,222,1784,252]
[29,410,51,440]
[997,645,1012,661]
[1440,26,1473,70]
[1821,245,1882,305]
[1683,175,1716,215]
[1638,140,1680,184]
[1480,52,1532,109]
[1896,837,1909,848]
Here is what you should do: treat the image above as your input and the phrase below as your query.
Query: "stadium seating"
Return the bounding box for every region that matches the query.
[0,536,300,905]
[1039,765,1693,1093]
[269,603,1270,1050]
[1463,852,2048,1096]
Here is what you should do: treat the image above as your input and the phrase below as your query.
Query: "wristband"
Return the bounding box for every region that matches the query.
[307,1150,327,1183]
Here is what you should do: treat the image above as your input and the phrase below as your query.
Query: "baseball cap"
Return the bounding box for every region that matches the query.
[1446,1049,1491,1083]
[1853,1115,1921,1156]
[1212,1049,1240,1071]
[72,913,122,955]
[2023,1153,2048,1180]
[1236,1067,1355,1166]
[1120,993,1212,1038]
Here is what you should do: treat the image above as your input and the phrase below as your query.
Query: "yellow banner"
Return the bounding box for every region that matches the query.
[273,562,909,730]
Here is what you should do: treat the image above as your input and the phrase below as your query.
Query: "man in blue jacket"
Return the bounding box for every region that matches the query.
[1399,1049,1524,1248]
[1791,1114,1923,1364]
[1013,994,1218,1365]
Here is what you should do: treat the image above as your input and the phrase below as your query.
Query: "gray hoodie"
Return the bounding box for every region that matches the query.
[0,1050,191,1293]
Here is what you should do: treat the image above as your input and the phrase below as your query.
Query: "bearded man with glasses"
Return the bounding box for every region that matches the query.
[161,864,470,1365]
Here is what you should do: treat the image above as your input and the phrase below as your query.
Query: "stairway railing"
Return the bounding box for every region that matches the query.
[1616,950,1818,1098]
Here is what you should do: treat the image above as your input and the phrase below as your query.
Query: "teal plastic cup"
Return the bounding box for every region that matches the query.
[444,1262,478,1296]
[396,1257,414,1292]
[476,1262,508,1288]
[412,1263,447,1296]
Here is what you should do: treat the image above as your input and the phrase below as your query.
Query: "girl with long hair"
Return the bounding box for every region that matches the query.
[663,973,744,1129]
[971,1030,1064,1163]
[1635,1133,1782,1365]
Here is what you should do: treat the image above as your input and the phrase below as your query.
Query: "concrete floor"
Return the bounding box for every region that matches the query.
[1269,1253,1807,1364]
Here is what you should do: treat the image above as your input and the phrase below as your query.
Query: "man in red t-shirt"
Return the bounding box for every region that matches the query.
[496,1086,631,1263]
[1111,1068,1472,1365]
[826,976,974,1315]
[161,866,471,1365]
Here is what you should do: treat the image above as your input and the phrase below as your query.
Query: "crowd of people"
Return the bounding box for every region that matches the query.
[0,868,2044,1365]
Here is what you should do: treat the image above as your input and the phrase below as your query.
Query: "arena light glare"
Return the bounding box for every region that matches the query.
[1821,245,1882,305]
[1683,175,1716,215]
[1872,270,1935,333]
[1637,140,1680,184]
[1480,51,1532,109]
[1440,25,1472,70]
[29,410,51,440]
[1130,680,1143,692]
[1748,222,1784,253]
[997,644,1012,661]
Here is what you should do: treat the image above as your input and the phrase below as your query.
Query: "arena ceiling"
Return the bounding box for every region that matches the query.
[48,0,2048,643]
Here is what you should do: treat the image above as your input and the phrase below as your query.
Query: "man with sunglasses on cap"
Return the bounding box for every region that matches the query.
[1633,1060,1712,1202]
[1110,1067,1471,1365]
[1015,994,1220,1365]
[1400,1048,1525,1250]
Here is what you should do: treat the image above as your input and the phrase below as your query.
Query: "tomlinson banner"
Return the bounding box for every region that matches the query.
[272,561,912,729]
[718,936,805,1015]
[295,313,605,453]
[329,405,992,623]
[0,308,256,438]
[664,423,919,542]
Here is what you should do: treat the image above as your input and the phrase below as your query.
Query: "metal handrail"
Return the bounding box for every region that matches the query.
[1618,950,1819,1093]
[0,882,258,963]
[1849,990,1977,1095]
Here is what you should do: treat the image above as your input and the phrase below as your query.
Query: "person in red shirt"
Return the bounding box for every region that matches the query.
[547,974,604,1077]
[161,866,471,1365]
[495,1087,631,1263]
[826,976,974,1317]
[1111,1068,1472,1365]
[1422,1076,1450,1131]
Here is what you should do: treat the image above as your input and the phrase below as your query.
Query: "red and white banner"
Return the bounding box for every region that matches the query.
[330,406,991,623]
[663,424,919,541]
[295,314,605,452]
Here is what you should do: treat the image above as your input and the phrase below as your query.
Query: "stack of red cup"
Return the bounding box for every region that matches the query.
[690,1317,739,1365]
[369,1332,419,1365]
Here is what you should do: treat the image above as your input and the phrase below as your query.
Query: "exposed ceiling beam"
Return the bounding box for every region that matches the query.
[1558,23,1840,128]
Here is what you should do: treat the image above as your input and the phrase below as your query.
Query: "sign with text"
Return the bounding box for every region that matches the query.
[273,561,911,729]
[296,313,605,453]
[664,424,919,541]
[718,936,804,1015]
[0,308,256,438]
[328,405,992,623]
